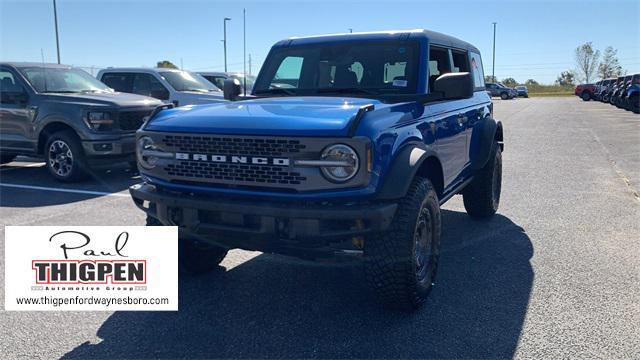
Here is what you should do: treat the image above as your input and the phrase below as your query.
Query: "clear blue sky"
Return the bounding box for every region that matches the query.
[1,0,638,84]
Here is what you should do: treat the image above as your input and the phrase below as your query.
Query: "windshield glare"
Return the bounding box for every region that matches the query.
[253,40,419,95]
[20,67,111,93]
[160,71,219,92]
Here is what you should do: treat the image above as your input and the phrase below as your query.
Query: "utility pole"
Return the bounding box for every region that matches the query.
[223,17,231,72]
[243,8,246,94]
[492,22,497,82]
[53,0,61,64]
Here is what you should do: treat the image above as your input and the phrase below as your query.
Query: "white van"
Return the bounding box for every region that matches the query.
[97,68,226,106]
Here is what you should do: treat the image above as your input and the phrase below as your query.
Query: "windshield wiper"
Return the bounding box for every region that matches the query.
[316,87,380,95]
[254,88,296,96]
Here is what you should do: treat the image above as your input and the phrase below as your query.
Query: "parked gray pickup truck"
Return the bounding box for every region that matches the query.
[0,62,163,181]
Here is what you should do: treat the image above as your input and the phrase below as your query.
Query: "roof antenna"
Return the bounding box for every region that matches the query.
[40,48,48,92]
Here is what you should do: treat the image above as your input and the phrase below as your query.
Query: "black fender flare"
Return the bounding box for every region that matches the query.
[469,117,503,170]
[377,143,440,200]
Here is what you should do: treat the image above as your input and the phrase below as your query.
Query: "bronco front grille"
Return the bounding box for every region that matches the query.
[146,133,368,192]
[166,162,307,185]
[161,135,306,156]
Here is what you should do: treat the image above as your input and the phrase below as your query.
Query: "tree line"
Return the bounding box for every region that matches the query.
[484,43,626,93]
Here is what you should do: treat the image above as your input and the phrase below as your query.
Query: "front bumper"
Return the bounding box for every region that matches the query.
[82,134,136,157]
[129,182,398,259]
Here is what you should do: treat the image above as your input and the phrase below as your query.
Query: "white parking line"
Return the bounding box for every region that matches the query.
[0,183,130,197]
[0,162,46,171]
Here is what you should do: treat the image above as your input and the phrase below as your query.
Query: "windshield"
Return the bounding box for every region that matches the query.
[20,67,111,93]
[253,40,419,96]
[159,71,220,92]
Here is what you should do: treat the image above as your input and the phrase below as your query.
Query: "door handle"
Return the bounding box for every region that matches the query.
[457,114,467,125]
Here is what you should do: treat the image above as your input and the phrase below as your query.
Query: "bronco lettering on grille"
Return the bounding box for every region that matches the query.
[175,152,290,166]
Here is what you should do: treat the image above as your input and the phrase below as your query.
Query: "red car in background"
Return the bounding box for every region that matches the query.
[575,83,596,101]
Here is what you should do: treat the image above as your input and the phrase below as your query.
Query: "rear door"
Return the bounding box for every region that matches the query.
[426,45,468,187]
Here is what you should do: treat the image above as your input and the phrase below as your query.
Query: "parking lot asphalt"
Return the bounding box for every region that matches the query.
[1,97,639,359]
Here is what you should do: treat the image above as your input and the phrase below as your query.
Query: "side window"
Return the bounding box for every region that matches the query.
[451,50,470,73]
[212,76,226,89]
[428,46,451,91]
[100,72,134,93]
[0,70,27,105]
[271,56,303,88]
[469,51,485,89]
[133,73,169,100]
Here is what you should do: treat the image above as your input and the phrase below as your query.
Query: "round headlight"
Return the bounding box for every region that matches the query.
[320,144,359,182]
[136,136,158,169]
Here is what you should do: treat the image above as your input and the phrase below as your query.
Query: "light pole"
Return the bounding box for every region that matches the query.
[492,22,497,82]
[223,17,231,72]
[348,28,353,33]
[53,0,61,64]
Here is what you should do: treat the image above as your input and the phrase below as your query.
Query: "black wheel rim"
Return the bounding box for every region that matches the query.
[492,152,502,209]
[414,206,434,282]
[48,140,73,177]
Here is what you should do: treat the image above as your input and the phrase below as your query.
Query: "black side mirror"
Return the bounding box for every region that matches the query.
[223,78,241,101]
[433,72,474,100]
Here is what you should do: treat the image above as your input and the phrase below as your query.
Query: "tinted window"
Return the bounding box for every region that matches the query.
[469,51,485,89]
[254,40,420,95]
[132,73,169,100]
[202,75,226,90]
[428,46,450,91]
[101,72,134,93]
[0,69,27,105]
[451,50,470,73]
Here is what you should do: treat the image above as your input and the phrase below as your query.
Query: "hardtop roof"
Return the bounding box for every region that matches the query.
[275,29,481,53]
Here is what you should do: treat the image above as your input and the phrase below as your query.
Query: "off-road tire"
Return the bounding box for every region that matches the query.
[581,92,591,101]
[44,130,89,182]
[463,142,502,218]
[365,177,441,310]
[0,153,16,164]
[500,92,508,100]
[146,215,228,274]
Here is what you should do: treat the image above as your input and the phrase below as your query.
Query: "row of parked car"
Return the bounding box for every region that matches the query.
[0,62,256,180]
[574,74,640,113]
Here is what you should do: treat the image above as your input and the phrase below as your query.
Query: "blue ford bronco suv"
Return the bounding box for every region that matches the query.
[130,30,504,310]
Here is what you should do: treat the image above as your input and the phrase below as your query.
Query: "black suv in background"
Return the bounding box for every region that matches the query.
[485,82,515,100]
[0,62,163,181]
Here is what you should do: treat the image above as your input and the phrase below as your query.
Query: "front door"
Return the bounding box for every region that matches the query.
[0,68,32,152]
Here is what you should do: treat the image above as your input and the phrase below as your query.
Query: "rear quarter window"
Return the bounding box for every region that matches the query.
[469,51,485,90]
